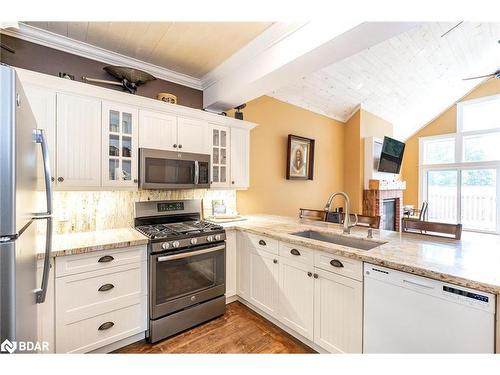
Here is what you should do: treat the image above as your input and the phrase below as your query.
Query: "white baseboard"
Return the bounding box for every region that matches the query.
[236,297,326,353]
[225,294,238,304]
[90,332,146,354]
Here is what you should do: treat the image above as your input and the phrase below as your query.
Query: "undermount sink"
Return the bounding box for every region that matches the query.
[291,230,384,251]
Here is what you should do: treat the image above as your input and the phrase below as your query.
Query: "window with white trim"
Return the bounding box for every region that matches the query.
[419,94,500,234]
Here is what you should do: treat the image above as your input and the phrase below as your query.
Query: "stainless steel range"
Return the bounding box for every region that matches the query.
[134,199,226,343]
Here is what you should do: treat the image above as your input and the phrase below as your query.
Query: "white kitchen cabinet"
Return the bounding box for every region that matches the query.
[23,84,57,190]
[237,236,251,300]
[249,248,279,318]
[177,117,210,153]
[138,110,177,150]
[230,127,250,189]
[101,101,139,188]
[225,230,237,299]
[278,258,314,340]
[210,124,231,187]
[56,93,102,187]
[313,267,363,353]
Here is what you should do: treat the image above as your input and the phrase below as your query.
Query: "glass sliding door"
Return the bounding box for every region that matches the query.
[461,169,497,232]
[426,170,458,223]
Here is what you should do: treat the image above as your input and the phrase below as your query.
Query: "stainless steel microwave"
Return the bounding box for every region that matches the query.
[139,148,210,189]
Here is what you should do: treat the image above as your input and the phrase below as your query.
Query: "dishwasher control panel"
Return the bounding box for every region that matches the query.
[443,285,489,303]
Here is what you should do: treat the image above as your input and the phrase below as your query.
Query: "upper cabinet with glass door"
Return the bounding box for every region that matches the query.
[102,101,139,187]
[211,125,231,187]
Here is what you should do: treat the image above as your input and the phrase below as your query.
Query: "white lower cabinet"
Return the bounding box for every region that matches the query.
[278,258,314,340]
[249,248,279,318]
[236,233,363,353]
[54,246,147,353]
[313,268,363,353]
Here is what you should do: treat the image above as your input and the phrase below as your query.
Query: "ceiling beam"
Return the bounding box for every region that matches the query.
[202,21,422,112]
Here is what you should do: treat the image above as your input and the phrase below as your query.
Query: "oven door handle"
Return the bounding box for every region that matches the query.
[157,245,225,262]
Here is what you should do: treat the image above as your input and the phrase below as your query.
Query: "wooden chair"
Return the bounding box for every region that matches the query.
[339,213,381,229]
[405,201,428,221]
[299,208,327,221]
[402,218,462,240]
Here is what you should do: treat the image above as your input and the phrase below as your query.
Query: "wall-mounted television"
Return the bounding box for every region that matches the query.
[377,136,405,174]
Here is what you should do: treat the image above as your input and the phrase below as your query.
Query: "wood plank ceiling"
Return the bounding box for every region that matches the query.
[269,22,500,140]
[24,22,272,78]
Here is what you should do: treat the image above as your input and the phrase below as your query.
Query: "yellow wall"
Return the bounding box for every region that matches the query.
[401,79,500,206]
[234,96,345,217]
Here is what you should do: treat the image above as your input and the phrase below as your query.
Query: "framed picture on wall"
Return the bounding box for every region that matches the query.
[286,134,315,180]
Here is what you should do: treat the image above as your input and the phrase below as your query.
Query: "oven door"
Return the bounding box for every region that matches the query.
[150,243,226,319]
[139,148,210,189]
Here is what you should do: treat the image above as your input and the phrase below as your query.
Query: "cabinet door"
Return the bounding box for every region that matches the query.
[24,84,57,190]
[225,230,237,298]
[237,235,251,300]
[249,248,279,318]
[314,268,363,353]
[56,93,101,187]
[210,125,231,187]
[278,258,314,340]
[138,110,177,150]
[230,127,250,188]
[177,117,209,153]
[102,101,138,187]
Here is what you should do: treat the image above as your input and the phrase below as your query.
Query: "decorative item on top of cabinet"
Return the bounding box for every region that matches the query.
[286,134,315,180]
[211,125,231,187]
[102,101,139,187]
[234,103,246,120]
[157,92,177,104]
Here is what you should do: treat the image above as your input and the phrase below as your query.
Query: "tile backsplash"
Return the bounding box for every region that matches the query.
[37,189,237,234]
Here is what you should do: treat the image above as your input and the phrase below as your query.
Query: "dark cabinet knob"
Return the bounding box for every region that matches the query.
[231,181,235,185]
[273,259,278,264]
[98,255,114,263]
[313,273,319,279]
[307,271,312,277]
[330,259,344,268]
[173,144,178,148]
[51,177,55,182]
[290,248,301,256]
[98,321,114,331]
[57,177,64,182]
[98,283,115,292]
[258,240,266,246]
[178,144,182,149]
[133,179,138,183]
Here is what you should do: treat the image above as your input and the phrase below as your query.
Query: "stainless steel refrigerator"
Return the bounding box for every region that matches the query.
[0,64,53,352]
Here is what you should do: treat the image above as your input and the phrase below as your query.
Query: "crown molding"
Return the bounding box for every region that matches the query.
[1,23,203,90]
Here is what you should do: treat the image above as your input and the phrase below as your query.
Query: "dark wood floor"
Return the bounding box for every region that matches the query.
[114,301,315,354]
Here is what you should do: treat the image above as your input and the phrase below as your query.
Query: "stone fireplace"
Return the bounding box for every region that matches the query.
[363,188,404,232]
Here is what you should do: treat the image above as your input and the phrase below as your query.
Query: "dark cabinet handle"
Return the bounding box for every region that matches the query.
[178,144,182,149]
[51,177,55,182]
[98,283,115,292]
[313,273,319,279]
[133,179,138,183]
[98,321,114,331]
[307,271,312,277]
[57,177,64,182]
[98,255,114,263]
[290,248,301,256]
[173,144,178,148]
[273,259,278,264]
[231,181,235,185]
[258,240,266,246]
[330,259,344,268]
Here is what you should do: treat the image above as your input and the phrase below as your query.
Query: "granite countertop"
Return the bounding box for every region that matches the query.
[221,215,500,295]
[36,227,148,259]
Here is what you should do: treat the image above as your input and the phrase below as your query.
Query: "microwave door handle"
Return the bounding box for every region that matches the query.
[157,245,225,262]
[33,129,53,218]
[194,160,199,185]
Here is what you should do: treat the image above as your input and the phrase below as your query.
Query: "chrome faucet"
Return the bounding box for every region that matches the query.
[324,192,358,234]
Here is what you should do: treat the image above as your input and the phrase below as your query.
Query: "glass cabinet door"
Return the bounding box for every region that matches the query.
[211,126,230,187]
[102,103,138,187]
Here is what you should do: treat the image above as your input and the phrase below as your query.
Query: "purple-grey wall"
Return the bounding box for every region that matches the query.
[0,34,203,109]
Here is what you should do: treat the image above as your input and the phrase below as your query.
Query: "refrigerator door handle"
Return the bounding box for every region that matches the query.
[33,129,53,218]
[35,217,52,304]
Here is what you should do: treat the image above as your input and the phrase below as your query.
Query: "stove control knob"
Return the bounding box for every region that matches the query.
[172,241,180,248]
[161,242,170,250]
[215,234,221,241]
[207,235,214,242]
[190,238,198,245]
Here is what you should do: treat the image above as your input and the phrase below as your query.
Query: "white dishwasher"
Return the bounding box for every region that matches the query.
[363,263,496,353]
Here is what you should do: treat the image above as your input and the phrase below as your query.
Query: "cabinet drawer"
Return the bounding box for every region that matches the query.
[279,242,314,265]
[55,246,146,277]
[56,298,147,353]
[244,233,278,255]
[314,251,362,281]
[56,262,147,324]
